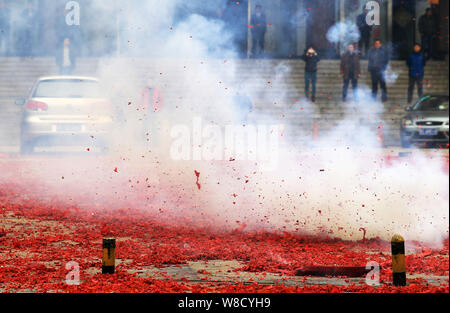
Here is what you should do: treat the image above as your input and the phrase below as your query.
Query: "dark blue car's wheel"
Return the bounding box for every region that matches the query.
[400,132,412,148]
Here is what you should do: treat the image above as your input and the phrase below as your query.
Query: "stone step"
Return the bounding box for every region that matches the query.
[0,57,446,65]
[0,84,446,90]
[0,58,447,149]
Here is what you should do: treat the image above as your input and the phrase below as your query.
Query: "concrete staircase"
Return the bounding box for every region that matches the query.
[0,57,448,147]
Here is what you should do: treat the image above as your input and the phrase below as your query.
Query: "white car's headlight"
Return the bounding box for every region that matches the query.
[445,120,449,126]
[403,119,413,126]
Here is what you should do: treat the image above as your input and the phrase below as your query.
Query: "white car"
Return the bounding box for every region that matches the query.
[17,76,114,154]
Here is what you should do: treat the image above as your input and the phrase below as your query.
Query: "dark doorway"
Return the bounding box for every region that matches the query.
[432,0,448,59]
[392,0,416,60]
[305,0,337,59]
[280,0,298,58]
[222,0,248,58]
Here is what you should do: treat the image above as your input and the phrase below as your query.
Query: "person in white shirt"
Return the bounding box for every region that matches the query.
[56,38,76,75]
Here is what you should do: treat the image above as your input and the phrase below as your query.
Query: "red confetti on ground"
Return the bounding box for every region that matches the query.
[0,156,448,293]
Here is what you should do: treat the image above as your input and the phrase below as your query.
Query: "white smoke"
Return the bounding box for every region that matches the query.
[4,0,448,249]
[384,64,400,85]
[326,20,360,54]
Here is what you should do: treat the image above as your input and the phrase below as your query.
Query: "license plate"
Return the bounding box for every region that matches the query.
[57,124,82,132]
[419,129,438,136]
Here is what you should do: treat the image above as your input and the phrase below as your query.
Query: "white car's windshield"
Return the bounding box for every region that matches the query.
[33,79,103,98]
[413,96,449,111]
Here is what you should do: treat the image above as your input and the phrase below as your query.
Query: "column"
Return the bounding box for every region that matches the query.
[296,0,306,56]
[339,0,345,54]
[247,0,251,57]
[387,0,393,43]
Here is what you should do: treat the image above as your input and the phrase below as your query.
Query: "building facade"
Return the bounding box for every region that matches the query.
[2,0,448,59]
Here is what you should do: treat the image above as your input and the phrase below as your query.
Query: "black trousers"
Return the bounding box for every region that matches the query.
[0,31,10,56]
[421,35,434,60]
[343,76,358,101]
[359,32,371,56]
[251,33,265,57]
[20,29,33,57]
[408,76,424,104]
[370,70,387,101]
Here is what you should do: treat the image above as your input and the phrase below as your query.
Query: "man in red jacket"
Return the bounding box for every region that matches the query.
[140,78,164,144]
[140,78,163,113]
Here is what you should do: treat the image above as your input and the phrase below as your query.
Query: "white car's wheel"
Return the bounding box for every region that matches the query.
[20,139,34,155]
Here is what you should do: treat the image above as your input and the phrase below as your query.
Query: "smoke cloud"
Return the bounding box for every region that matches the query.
[4,0,448,248]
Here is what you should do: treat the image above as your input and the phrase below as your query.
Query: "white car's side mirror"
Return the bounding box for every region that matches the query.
[15,99,25,106]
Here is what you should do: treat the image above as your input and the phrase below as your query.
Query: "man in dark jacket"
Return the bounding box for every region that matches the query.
[302,47,320,102]
[56,38,76,75]
[232,90,253,125]
[418,8,436,60]
[56,7,83,58]
[19,0,38,57]
[250,4,267,58]
[368,40,389,102]
[340,44,361,102]
[0,0,11,56]
[406,44,426,104]
[356,8,373,58]
[140,78,164,144]
[223,0,248,58]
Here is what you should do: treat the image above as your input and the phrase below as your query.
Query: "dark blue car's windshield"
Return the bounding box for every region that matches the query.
[413,96,449,111]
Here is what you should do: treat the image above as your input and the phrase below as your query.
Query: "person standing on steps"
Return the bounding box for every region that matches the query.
[368,39,389,102]
[418,8,437,60]
[231,89,253,125]
[140,78,164,145]
[406,43,426,104]
[250,4,267,59]
[56,38,76,75]
[0,0,11,56]
[340,43,361,102]
[19,0,38,57]
[302,47,320,103]
[356,7,373,58]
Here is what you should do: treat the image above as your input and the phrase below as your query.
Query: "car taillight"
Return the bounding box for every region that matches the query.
[25,101,48,111]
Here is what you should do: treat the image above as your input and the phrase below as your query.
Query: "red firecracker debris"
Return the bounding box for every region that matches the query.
[194,170,201,190]
[0,157,448,293]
